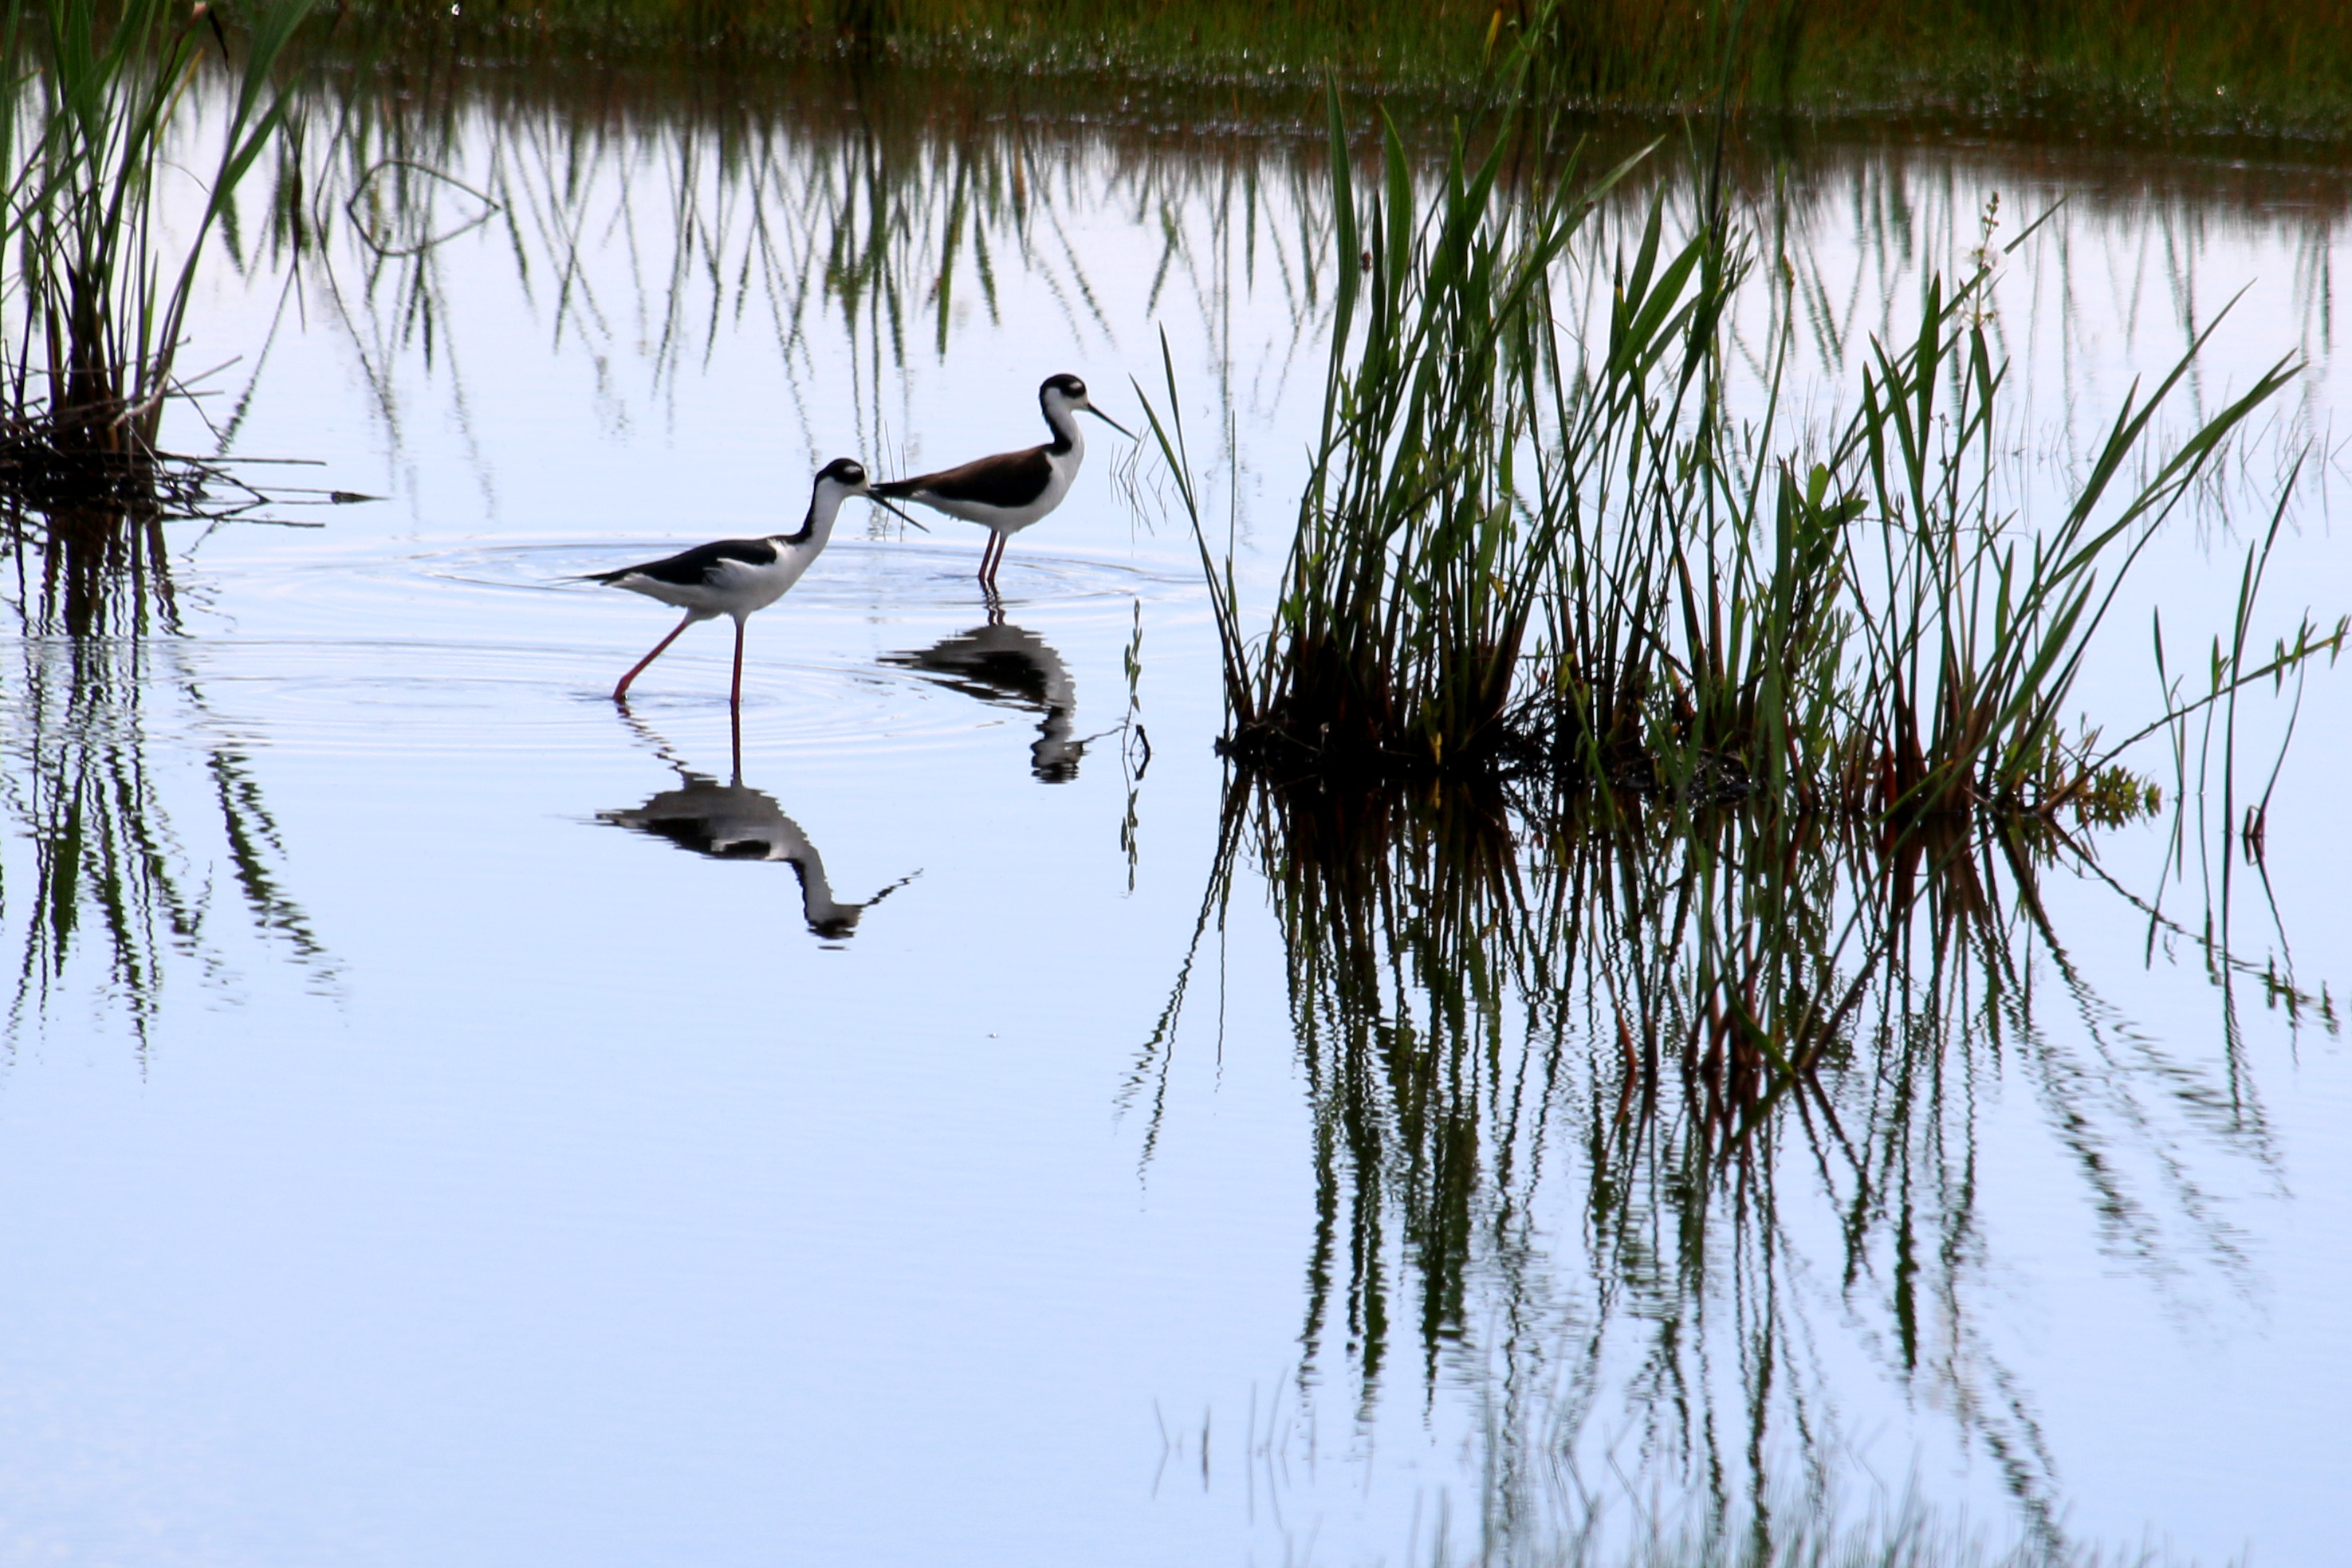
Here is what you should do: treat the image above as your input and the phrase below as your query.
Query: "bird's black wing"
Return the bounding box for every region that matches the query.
[875,445,1055,509]
[585,536,779,587]
[881,635,1054,708]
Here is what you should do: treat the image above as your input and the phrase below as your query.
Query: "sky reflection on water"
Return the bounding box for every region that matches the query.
[0,58,2347,1568]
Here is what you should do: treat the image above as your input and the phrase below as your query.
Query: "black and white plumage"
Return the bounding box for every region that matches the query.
[883,616,1083,782]
[601,773,912,942]
[585,457,918,707]
[874,373,1134,588]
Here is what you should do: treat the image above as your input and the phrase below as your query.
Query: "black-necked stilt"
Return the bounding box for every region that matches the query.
[602,772,916,941]
[874,373,1134,589]
[883,608,1083,780]
[584,456,921,708]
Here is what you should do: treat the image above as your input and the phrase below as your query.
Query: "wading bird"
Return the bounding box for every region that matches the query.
[875,373,1134,589]
[586,457,919,708]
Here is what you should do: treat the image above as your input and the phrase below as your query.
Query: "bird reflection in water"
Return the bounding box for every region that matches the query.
[882,600,1088,781]
[600,717,914,944]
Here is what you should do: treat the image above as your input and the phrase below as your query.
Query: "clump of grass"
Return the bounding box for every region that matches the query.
[1530,229,2336,823]
[1141,81,2344,826]
[2,0,318,630]
[1160,92,1642,776]
[1132,522,2336,1518]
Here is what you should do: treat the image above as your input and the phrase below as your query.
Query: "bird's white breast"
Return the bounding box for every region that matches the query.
[717,548,814,611]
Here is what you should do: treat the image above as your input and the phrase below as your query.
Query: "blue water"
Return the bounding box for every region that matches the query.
[0,82,2347,1565]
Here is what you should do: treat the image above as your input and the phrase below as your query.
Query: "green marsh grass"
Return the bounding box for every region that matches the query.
[1142,87,2346,826]
[1129,78,2342,1548]
[338,0,2352,141]
[4,0,313,450]
[2,0,320,632]
[0,2,338,1035]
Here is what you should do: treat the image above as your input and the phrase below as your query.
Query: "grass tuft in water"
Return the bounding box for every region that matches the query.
[1140,81,2344,827]
[5,0,314,447]
[2,0,317,631]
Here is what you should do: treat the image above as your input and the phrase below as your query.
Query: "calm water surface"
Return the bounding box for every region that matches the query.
[1,64,2348,1566]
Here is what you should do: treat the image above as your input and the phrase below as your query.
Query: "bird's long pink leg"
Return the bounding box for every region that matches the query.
[974,531,997,584]
[726,617,749,775]
[614,613,697,703]
[730,615,748,711]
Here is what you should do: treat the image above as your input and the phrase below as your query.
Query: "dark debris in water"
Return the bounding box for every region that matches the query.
[0,398,372,637]
[0,406,364,531]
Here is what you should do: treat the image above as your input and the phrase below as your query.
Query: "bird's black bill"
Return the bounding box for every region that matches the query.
[867,493,931,531]
[1084,406,1138,440]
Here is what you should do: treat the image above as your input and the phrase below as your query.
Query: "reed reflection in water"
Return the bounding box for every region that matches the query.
[237,51,2350,535]
[1134,774,2326,1554]
[0,630,336,1048]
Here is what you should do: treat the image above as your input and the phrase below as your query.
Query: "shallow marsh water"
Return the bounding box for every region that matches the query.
[2,61,2350,1566]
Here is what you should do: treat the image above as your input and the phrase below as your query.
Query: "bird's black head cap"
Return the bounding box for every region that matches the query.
[1041,372,1088,403]
[816,457,869,487]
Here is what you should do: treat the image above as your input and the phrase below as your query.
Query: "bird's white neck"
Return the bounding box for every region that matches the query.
[1043,400,1086,459]
[785,485,852,548]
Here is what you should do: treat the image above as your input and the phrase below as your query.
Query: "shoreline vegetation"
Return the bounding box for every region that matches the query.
[2,0,323,632]
[336,0,2352,147]
[1122,65,2342,1562]
[1139,82,2342,819]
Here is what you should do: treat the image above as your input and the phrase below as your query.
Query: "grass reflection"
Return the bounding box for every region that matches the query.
[2,4,349,1047]
[1138,772,2324,1548]
[263,49,1337,475]
[212,40,2350,552]
[0,635,335,1050]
